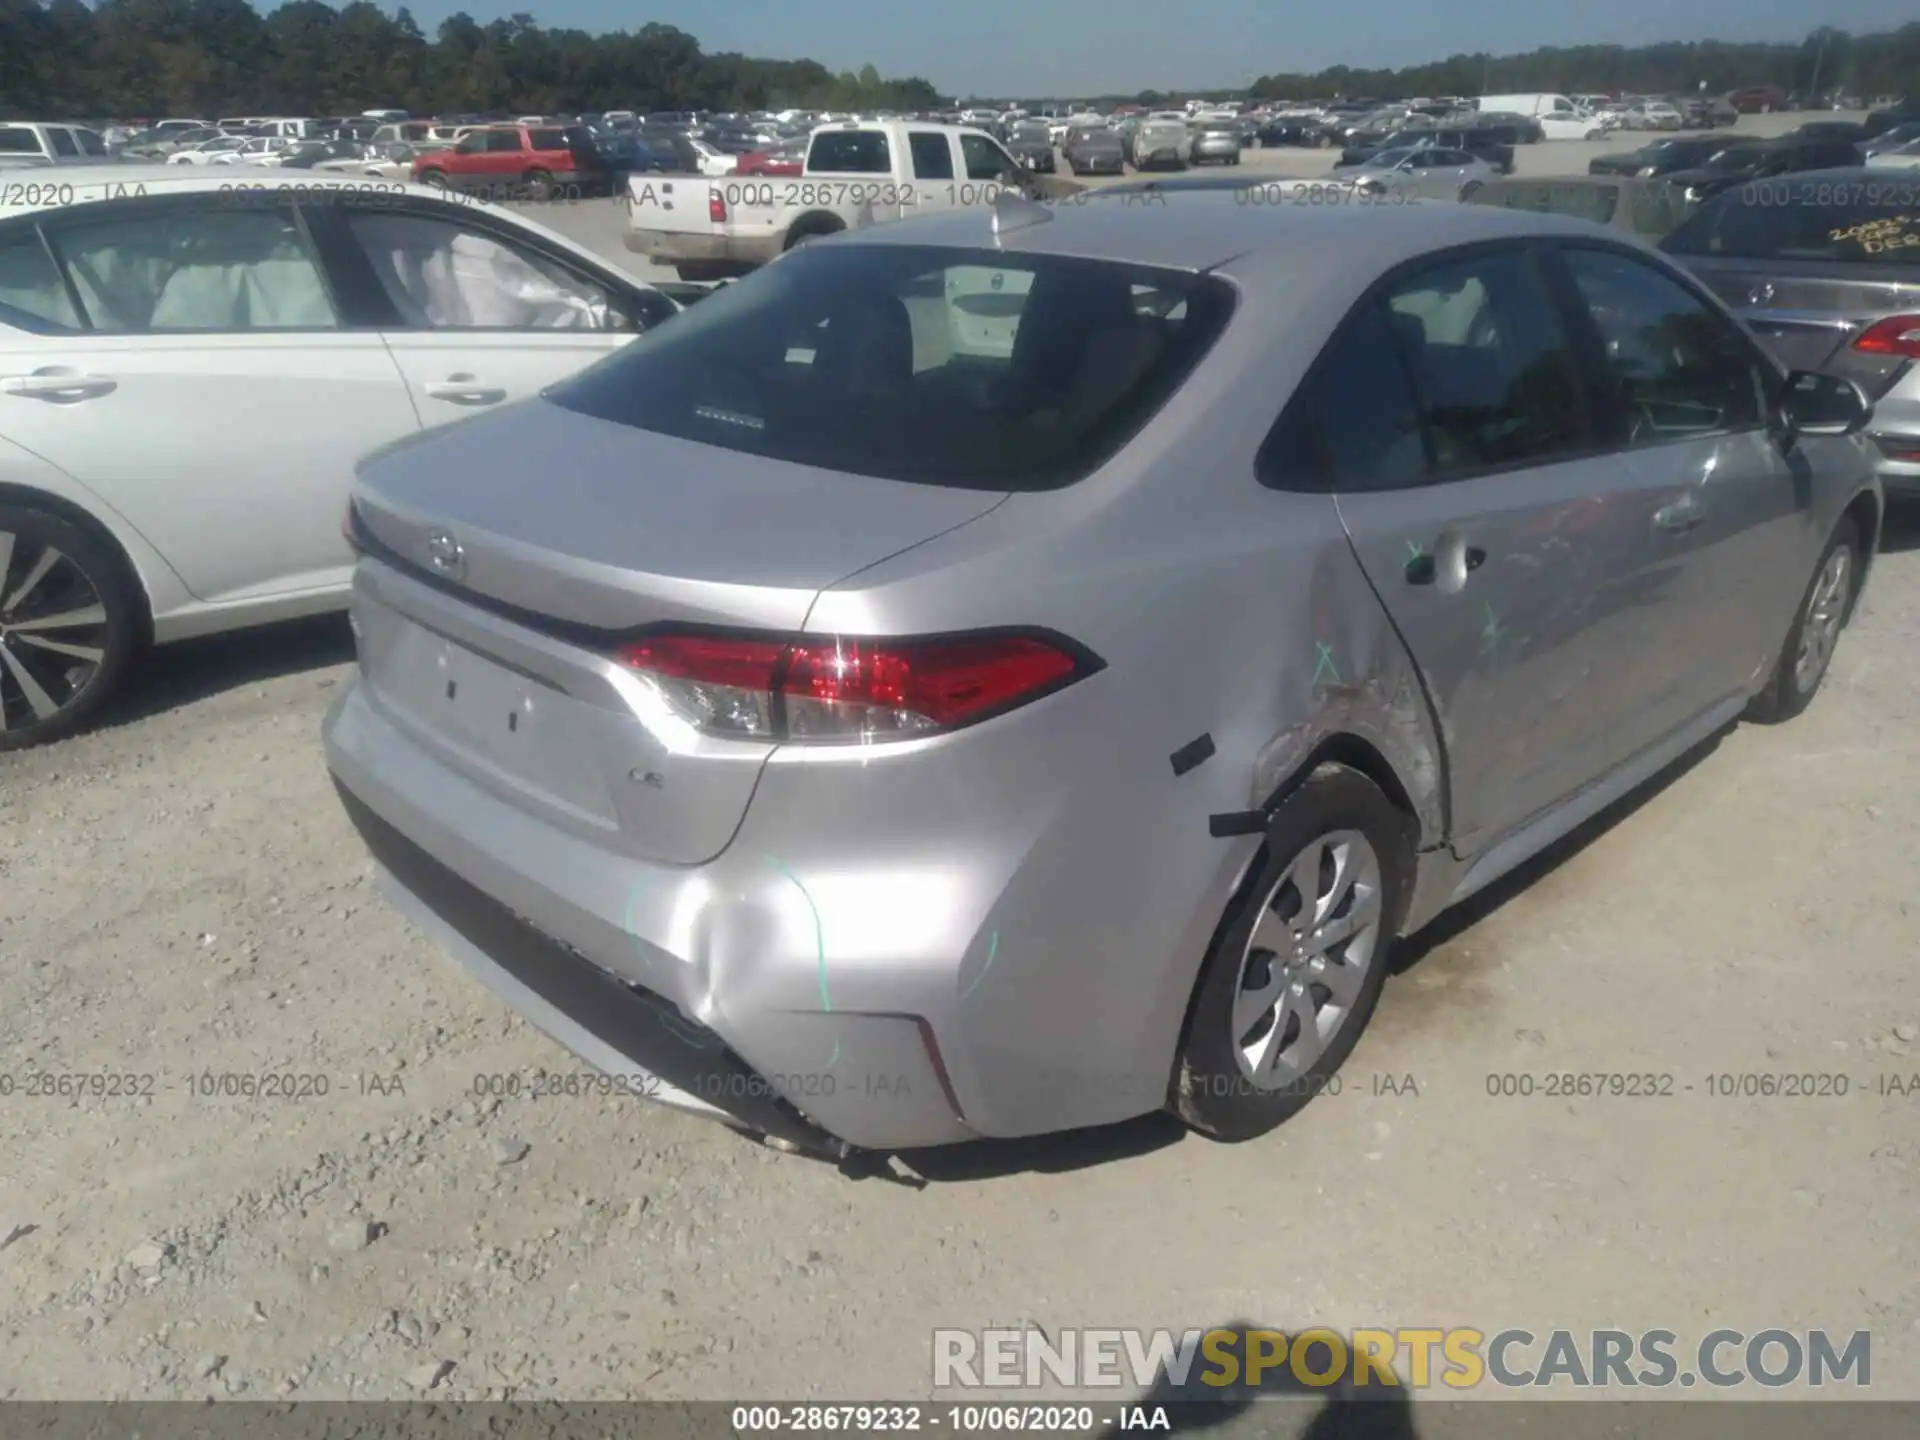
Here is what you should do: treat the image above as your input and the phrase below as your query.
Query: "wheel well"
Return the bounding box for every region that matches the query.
[0,484,153,647]
[1265,734,1424,859]
[784,212,845,247]
[1843,489,1881,620]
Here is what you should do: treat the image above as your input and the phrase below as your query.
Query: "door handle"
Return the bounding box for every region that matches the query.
[422,375,508,405]
[1405,543,1486,586]
[1653,496,1706,533]
[0,371,117,401]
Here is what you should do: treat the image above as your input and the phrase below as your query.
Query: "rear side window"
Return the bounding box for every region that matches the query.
[0,231,81,330]
[0,128,38,155]
[1663,189,1920,264]
[908,132,954,180]
[42,203,339,331]
[809,130,890,173]
[1260,301,1427,493]
[1384,250,1591,475]
[545,244,1235,491]
[48,129,79,157]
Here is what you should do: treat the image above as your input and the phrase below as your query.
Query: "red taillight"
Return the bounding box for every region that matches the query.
[709,188,727,223]
[615,630,1097,742]
[1854,314,1920,359]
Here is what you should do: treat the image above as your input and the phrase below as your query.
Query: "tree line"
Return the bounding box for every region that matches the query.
[1238,27,1919,106]
[0,0,943,119]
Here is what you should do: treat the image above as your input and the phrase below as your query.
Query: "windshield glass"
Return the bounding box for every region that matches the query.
[1663,188,1920,264]
[1370,147,1415,167]
[1703,147,1766,171]
[546,244,1236,491]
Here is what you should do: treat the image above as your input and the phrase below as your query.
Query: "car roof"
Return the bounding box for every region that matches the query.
[841,188,1627,272]
[0,164,479,221]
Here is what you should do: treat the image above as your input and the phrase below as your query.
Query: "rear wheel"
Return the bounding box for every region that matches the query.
[0,506,140,751]
[1171,765,1411,1141]
[1459,179,1484,199]
[1747,516,1862,723]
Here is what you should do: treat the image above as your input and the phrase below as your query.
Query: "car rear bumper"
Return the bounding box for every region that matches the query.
[623,228,781,265]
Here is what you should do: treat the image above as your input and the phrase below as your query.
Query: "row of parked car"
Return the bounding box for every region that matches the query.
[1,121,1912,1159]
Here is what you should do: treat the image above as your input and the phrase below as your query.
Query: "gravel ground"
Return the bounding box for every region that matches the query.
[2,114,1918,1412]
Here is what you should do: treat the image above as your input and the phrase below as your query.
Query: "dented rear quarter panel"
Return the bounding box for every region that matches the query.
[793,257,1447,1132]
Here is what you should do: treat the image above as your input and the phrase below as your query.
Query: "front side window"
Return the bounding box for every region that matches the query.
[342,210,634,330]
[1560,248,1766,441]
[1384,249,1591,475]
[545,244,1235,491]
[76,129,107,157]
[528,129,566,151]
[45,203,338,331]
[484,130,524,153]
[960,134,1014,180]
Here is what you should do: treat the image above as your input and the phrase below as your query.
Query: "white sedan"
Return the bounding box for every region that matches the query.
[0,166,694,748]
[166,136,248,165]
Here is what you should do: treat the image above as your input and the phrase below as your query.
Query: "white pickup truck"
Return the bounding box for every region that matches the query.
[625,120,1079,281]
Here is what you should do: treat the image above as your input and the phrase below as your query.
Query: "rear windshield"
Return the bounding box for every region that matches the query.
[1663,186,1920,264]
[546,243,1236,491]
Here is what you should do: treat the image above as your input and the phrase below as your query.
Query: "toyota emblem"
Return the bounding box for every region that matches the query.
[426,530,466,579]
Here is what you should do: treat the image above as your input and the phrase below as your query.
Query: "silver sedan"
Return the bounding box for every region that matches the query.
[1343,146,1503,200]
[324,194,1882,1156]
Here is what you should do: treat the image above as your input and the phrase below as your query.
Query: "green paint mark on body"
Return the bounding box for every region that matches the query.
[1312,642,1342,689]
[959,930,1001,1002]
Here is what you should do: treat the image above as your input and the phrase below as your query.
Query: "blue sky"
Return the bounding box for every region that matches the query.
[394,0,1916,96]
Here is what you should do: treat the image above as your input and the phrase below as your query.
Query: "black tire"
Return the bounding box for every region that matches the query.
[1171,763,1413,1142]
[521,168,555,202]
[417,168,448,188]
[1747,515,1863,724]
[0,504,141,751]
[1459,179,1483,199]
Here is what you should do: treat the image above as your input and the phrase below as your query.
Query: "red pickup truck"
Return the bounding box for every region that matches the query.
[411,123,605,200]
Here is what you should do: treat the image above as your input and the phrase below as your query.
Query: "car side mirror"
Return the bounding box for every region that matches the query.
[1776,369,1872,444]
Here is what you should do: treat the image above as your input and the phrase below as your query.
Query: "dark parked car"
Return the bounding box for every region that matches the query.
[1663,138,1868,203]
[1256,115,1335,148]
[1589,136,1727,177]
[1462,176,1697,240]
[1661,167,1920,496]
[1062,124,1125,176]
[1783,120,1872,146]
[1865,99,1918,139]
[1006,121,1056,173]
[1683,96,1739,128]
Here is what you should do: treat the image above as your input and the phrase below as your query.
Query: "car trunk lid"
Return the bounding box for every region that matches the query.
[347,400,1007,864]
[1683,257,1920,396]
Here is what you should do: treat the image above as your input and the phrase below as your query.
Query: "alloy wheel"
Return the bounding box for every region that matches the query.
[1231,829,1383,1090]
[1792,545,1852,695]
[0,530,110,735]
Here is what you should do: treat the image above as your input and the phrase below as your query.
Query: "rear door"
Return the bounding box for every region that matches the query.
[0,193,418,603]
[1547,242,1803,757]
[319,198,664,425]
[1306,244,1652,853]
